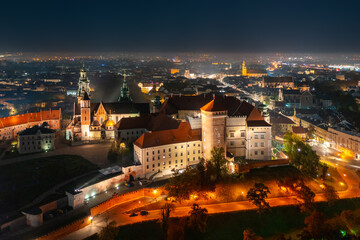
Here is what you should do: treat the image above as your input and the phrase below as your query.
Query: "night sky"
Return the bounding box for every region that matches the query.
[1,0,360,53]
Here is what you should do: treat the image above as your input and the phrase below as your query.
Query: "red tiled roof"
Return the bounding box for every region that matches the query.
[134,122,201,148]
[292,126,307,134]
[0,109,61,129]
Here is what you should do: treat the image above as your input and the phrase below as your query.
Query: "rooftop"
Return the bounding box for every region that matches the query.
[134,122,201,148]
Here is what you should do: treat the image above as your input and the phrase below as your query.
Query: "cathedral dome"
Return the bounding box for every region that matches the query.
[91,119,100,126]
[105,120,115,127]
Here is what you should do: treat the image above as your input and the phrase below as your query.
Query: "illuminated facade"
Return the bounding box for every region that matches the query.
[66,67,150,141]
[18,125,55,154]
[0,109,61,141]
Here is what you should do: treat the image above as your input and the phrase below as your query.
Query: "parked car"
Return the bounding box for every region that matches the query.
[140,210,149,216]
[129,212,138,217]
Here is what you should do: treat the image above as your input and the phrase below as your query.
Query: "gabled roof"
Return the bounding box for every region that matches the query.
[134,122,201,148]
[19,125,56,136]
[74,102,150,115]
[160,94,261,117]
[200,97,227,112]
[292,126,307,134]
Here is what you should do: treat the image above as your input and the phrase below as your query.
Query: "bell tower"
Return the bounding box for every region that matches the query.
[80,92,91,140]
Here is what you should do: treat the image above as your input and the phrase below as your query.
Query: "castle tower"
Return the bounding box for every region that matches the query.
[242,61,247,76]
[77,65,91,103]
[119,72,132,102]
[201,97,227,160]
[80,92,91,140]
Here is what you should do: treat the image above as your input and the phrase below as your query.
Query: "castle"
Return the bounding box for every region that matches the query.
[131,94,272,176]
[66,66,149,142]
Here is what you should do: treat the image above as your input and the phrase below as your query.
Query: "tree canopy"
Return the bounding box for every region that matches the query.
[283,132,321,178]
[246,183,271,213]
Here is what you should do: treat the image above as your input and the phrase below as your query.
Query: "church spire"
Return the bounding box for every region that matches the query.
[119,70,132,102]
[77,65,91,103]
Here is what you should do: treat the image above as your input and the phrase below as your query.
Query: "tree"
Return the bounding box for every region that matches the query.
[300,210,335,240]
[246,183,271,213]
[323,184,339,205]
[320,163,329,180]
[98,220,119,240]
[243,229,263,240]
[307,125,315,140]
[283,132,321,178]
[160,203,175,240]
[209,147,228,181]
[296,184,315,213]
[187,204,208,233]
[340,210,360,237]
[167,217,186,240]
[272,233,292,240]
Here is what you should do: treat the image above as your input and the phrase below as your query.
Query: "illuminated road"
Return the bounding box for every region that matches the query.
[60,162,360,240]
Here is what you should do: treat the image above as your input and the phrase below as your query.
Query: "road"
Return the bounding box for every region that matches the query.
[60,162,360,240]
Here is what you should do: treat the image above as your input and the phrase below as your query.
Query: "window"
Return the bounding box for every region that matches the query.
[261,142,264,147]
[146,158,149,162]
[255,151,258,155]
[152,151,154,155]
[158,150,160,154]
[158,156,160,160]
[147,165,149,169]
[175,153,178,157]
[163,162,165,165]
[254,134,259,139]
[241,132,245,137]
[255,142,258,147]
[152,157,154,161]
[163,149,165,153]
[180,152,183,156]
[158,163,160,167]
[169,154,171,158]
[230,141,234,146]
[152,164,155,167]
[230,131,235,138]
[169,148,171,152]
[181,145,183,148]
[218,140,220,143]
[261,151,264,155]
[175,146,177,149]
[261,134,265,139]
[169,161,171,164]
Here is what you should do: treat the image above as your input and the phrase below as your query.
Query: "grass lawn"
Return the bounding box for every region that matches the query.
[0,155,98,214]
[113,198,360,240]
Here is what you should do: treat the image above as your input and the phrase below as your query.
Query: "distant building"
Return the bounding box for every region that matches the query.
[270,112,296,134]
[242,61,268,77]
[0,109,61,141]
[291,126,308,140]
[18,124,56,154]
[261,77,294,88]
[184,69,190,79]
[138,82,163,94]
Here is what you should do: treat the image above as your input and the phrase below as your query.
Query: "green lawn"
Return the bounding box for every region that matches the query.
[0,155,98,214]
[113,198,360,240]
